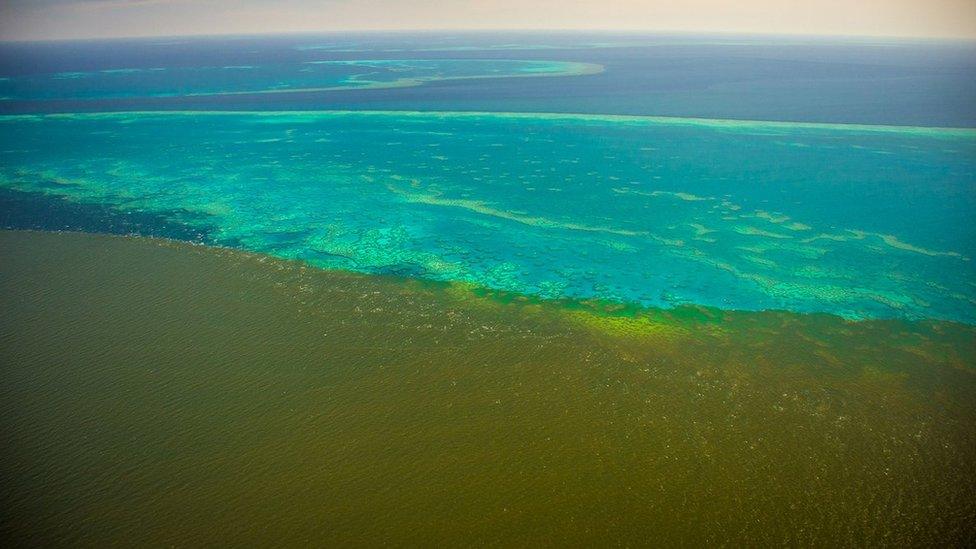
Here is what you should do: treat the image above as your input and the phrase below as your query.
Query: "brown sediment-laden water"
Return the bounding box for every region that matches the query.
[1,230,974,545]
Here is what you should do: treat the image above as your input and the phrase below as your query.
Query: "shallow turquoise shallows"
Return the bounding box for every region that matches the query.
[1,111,974,322]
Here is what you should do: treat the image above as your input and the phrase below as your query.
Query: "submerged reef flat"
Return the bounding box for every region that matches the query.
[0,230,973,545]
[0,59,602,100]
[1,111,974,322]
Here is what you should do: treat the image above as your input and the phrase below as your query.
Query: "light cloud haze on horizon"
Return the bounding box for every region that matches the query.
[1,0,975,41]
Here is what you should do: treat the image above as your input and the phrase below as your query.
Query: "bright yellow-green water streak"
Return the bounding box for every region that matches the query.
[1,230,974,545]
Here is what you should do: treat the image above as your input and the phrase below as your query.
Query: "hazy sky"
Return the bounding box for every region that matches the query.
[1,0,975,42]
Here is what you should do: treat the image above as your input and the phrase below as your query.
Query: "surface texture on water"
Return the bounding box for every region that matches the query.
[1,111,974,322]
[1,230,974,546]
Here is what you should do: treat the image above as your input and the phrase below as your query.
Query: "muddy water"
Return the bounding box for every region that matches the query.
[1,230,973,546]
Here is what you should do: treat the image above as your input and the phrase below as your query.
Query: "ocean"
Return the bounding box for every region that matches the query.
[0,32,974,545]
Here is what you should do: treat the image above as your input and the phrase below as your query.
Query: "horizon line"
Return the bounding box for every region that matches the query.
[4,27,976,45]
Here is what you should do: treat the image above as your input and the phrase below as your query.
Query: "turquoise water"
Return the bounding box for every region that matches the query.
[1,111,974,322]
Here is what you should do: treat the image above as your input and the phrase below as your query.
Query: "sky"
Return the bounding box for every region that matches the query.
[1,0,975,42]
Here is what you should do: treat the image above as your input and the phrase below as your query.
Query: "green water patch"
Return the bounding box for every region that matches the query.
[1,230,974,545]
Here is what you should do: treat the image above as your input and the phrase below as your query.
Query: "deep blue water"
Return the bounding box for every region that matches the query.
[2,32,975,126]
